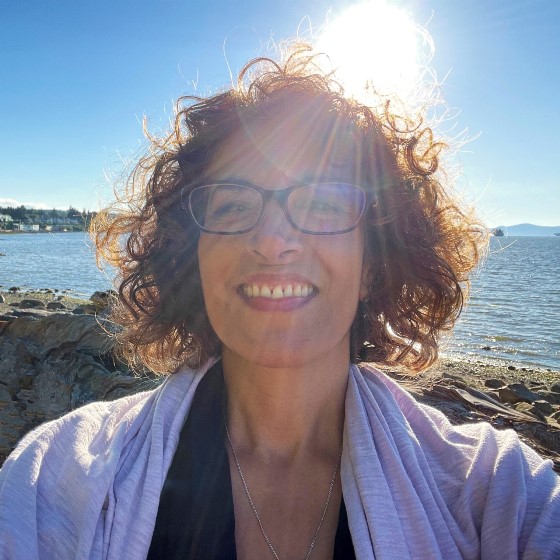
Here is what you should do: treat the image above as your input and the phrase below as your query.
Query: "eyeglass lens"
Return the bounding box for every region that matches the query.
[189,183,365,234]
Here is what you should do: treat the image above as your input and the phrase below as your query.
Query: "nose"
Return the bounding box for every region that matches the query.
[248,198,303,262]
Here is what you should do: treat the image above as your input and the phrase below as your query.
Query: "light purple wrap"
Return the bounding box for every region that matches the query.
[1,361,559,559]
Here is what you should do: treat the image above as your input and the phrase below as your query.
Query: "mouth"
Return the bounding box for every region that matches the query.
[240,282,316,299]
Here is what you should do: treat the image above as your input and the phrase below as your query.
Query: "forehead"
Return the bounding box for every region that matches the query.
[203,100,361,184]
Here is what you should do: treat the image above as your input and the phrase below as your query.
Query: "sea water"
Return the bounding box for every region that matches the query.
[0,232,112,297]
[444,236,560,370]
[1,233,559,369]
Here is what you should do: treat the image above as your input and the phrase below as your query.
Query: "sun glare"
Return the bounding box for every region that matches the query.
[316,1,427,103]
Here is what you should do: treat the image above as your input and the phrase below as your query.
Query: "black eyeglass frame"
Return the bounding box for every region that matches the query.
[181,180,374,236]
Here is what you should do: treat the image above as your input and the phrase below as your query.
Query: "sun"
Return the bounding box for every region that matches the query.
[316,1,426,103]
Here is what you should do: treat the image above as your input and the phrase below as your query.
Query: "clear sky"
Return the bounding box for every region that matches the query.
[1,0,558,227]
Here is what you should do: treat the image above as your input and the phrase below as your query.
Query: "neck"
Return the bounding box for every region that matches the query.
[222,342,349,463]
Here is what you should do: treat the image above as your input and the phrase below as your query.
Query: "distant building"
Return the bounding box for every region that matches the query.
[13,223,39,232]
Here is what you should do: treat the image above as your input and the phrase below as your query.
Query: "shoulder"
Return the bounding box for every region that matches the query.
[0,361,214,559]
[348,363,560,557]
[353,363,554,475]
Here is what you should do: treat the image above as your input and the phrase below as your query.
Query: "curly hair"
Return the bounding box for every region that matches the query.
[92,42,487,374]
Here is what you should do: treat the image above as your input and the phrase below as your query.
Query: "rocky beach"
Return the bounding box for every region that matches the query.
[1,287,559,471]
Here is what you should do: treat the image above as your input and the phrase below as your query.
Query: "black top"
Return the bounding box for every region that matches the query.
[147,363,355,559]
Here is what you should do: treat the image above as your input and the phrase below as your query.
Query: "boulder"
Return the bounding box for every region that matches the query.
[484,378,505,389]
[498,383,540,404]
[72,304,99,315]
[46,301,67,310]
[515,402,547,422]
[90,290,116,308]
[536,391,560,406]
[19,299,46,309]
[532,400,555,416]
[0,313,158,465]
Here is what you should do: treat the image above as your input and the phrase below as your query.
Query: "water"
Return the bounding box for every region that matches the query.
[443,236,560,370]
[0,232,114,297]
[1,233,559,369]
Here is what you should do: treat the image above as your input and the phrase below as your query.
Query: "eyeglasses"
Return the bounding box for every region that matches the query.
[182,180,370,235]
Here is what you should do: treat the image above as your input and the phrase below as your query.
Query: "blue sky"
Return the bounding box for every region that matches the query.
[1,0,558,227]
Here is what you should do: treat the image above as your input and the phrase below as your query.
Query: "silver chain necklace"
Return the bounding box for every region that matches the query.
[224,421,342,560]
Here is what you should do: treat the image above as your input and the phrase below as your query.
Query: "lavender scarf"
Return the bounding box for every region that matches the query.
[1,361,559,559]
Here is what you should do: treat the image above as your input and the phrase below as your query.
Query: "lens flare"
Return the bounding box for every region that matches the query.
[316,1,428,103]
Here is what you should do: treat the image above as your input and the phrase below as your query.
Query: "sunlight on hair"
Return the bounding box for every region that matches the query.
[316,1,429,104]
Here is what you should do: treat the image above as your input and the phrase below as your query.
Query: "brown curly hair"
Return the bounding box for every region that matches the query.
[92,42,487,374]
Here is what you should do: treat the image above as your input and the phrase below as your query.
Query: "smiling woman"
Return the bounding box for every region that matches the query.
[1,40,559,560]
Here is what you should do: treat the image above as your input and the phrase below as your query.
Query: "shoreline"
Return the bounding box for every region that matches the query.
[0,230,85,235]
[1,287,559,470]
[2,288,558,378]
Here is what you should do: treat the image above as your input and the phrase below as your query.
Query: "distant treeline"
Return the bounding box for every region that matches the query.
[0,206,97,231]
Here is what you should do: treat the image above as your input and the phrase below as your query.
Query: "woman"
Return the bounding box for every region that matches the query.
[1,44,559,559]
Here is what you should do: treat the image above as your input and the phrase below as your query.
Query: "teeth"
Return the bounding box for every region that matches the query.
[243,283,314,299]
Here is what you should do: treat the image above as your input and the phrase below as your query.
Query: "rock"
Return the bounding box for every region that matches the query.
[8,287,19,292]
[532,400,555,415]
[4,314,113,354]
[0,294,4,303]
[507,365,516,371]
[0,313,158,464]
[482,346,491,351]
[527,383,547,391]
[90,290,116,308]
[498,383,540,404]
[46,301,67,310]
[484,378,505,389]
[551,382,560,394]
[551,410,560,422]
[515,402,547,422]
[536,391,560,406]
[19,299,47,309]
[0,314,16,321]
[11,309,52,318]
[72,304,98,315]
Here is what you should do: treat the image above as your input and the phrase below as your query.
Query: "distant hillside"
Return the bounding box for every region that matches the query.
[495,223,560,236]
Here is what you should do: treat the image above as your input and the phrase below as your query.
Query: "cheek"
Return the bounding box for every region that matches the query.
[197,238,223,307]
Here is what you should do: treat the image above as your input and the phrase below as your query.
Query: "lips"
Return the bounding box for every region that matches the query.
[237,275,318,310]
[242,282,315,299]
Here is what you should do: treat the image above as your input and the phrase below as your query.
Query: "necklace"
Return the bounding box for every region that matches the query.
[224,421,342,560]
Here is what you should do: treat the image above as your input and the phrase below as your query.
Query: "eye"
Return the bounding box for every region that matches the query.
[209,200,251,218]
[204,185,261,226]
[297,184,350,216]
